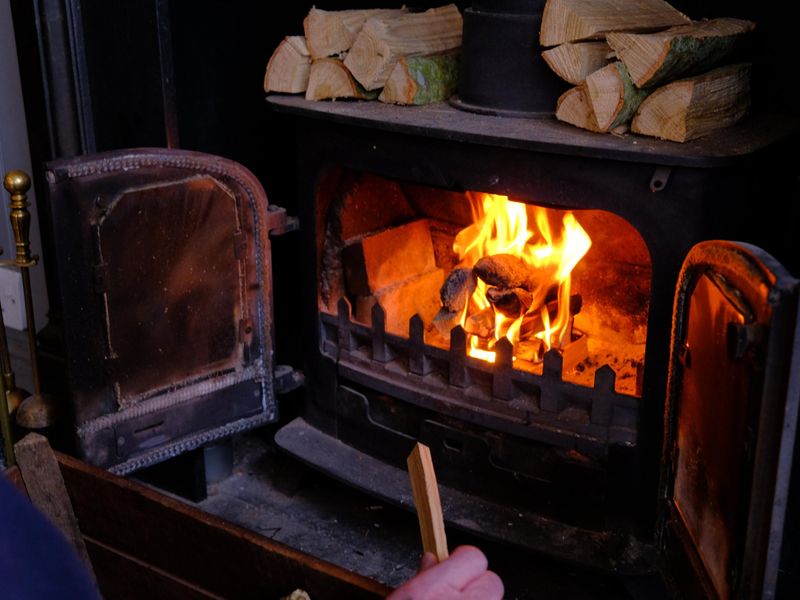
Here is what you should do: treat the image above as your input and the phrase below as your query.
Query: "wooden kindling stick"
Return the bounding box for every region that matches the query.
[407,442,449,562]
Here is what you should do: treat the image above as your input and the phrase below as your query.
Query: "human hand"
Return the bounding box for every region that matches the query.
[386,545,504,600]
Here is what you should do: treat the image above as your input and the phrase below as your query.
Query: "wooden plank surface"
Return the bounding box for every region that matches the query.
[56,452,389,600]
[85,537,223,600]
[407,442,448,562]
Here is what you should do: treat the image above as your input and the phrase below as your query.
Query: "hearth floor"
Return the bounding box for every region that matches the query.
[184,427,668,599]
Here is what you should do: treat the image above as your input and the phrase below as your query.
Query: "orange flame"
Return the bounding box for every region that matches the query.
[453,193,591,362]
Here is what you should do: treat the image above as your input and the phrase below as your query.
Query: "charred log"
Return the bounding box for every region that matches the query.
[486,286,533,318]
[474,254,537,290]
[433,308,462,338]
[440,267,477,313]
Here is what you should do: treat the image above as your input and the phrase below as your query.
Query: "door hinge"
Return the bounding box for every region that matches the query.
[266,205,299,236]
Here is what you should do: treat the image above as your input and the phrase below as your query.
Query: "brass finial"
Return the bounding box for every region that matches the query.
[2,170,56,429]
[4,170,37,267]
[3,170,31,195]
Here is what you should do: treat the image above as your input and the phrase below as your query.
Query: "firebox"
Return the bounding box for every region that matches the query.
[43,97,799,597]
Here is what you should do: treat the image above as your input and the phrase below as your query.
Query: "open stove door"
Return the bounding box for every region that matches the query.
[46,149,288,475]
[659,241,799,599]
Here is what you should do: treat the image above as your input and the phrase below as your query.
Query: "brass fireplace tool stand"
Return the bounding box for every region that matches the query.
[0,171,58,453]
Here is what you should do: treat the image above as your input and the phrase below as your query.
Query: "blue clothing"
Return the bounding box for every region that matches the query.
[0,472,100,599]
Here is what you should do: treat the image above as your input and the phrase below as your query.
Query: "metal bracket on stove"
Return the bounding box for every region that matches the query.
[650,166,672,193]
[273,364,305,394]
[265,205,299,236]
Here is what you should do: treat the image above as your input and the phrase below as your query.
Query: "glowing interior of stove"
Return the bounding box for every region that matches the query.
[318,171,651,396]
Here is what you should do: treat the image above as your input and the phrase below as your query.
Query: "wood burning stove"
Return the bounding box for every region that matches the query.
[43,100,799,597]
[264,96,798,596]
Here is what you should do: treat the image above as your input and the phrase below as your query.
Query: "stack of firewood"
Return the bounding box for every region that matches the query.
[541,0,755,142]
[264,4,462,105]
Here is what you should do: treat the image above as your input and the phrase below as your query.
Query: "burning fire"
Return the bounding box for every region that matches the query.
[452,193,591,363]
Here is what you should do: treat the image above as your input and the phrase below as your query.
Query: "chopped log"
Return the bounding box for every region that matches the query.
[585,62,650,131]
[474,254,537,290]
[542,41,613,85]
[464,308,494,339]
[540,0,690,47]
[520,294,582,338]
[486,287,534,318]
[303,7,408,59]
[555,86,602,132]
[379,52,459,105]
[433,308,462,338]
[344,4,463,91]
[607,18,756,89]
[343,219,436,296]
[516,339,546,362]
[631,63,751,142]
[264,36,311,94]
[305,58,379,101]
[440,267,477,313]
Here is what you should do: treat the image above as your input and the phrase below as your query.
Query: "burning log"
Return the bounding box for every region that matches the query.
[378,53,459,105]
[485,287,533,318]
[305,58,379,101]
[439,267,477,313]
[541,41,613,85]
[433,308,462,338]
[585,62,650,132]
[473,254,538,290]
[264,36,311,94]
[303,7,408,59]
[539,0,690,47]
[464,308,494,339]
[631,63,751,142]
[344,4,463,91]
[516,339,545,362]
[520,294,583,339]
[606,18,756,89]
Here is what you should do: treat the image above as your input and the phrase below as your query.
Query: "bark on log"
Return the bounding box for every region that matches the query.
[607,18,755,89]
[474,254,538,290]
[440,267,477,313]
[555,86,602,132]
[585,62,651,131]
[631,63,751,142]
[303,7,408,59]
[486,287,534,318]
[433,308,462,338]
[264,36,311,94]
[540,0,690,47]
[344,4,463,91]
[542,41,613,85]
[305,58,379,101]
[379,53,459,105]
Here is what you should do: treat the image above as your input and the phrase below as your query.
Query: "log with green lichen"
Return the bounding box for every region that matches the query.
[585,61,650,131]
[378,53,459,105]
[606,18,755,89]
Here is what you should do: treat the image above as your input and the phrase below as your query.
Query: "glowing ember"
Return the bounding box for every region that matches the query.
[453,193,592,363]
